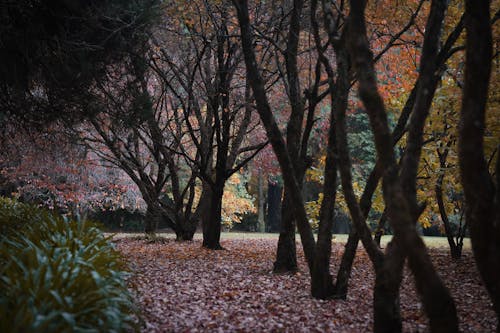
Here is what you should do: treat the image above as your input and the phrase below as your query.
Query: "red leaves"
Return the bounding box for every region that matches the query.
[116,238,495,332]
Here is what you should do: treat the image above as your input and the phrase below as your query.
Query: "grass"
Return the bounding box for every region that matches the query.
[224,232,471,249]
[109,231,471,250]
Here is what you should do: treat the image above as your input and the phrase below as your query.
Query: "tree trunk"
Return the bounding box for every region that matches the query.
[257,168,265,232]
[202,184,224,250]
[273,0,307,274]
[273,191,298,273]
[458,0,500,326]
[373,241,405,332]
[176,229,195,241]
[435,172,462,259]
[374,211,387,247]
[380,0,459,329]
[175,218,197,241]
[311,155,337,298]
[266,180,282,232]
[311,148,337,299]
[333,230,358,299]
[310,24,343,298]
[330,33,395,327]
[145,204,160,236]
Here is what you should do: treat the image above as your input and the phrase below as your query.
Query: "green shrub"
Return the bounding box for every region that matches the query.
[0,197,44,240]
[0,197,138,332]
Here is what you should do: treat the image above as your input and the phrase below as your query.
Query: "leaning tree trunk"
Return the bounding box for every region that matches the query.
[310,26,345,298]
[435,170,462,259]
[379,0,459,330]
[329,31,401,329]
[333,230,359,298]
[311,96,338,298]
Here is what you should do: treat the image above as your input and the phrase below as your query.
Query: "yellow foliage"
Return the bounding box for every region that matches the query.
[222,173,256,228]
[305,193,323,230]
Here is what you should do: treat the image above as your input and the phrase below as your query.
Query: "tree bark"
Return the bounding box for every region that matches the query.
[273,192,298,272]
[373,242,405,332]
[202,183,225,250]
[310,92,338,298]
[329,34,400,329]
[458,0,500,326]
[267,180,282,233]
[381,0,459,330]
[373,211,387,248]
[257,168,265,232]
[333,230,358,299]
[175,216,197,241]
[176,228,195,241]
[435,161,462,259]
[145,204,161,236]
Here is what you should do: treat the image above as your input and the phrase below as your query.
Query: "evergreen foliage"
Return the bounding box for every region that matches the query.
[0,0,158,124]
[0,198,138,332]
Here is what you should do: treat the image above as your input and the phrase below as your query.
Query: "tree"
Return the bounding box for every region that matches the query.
[234,0,430,304]
[314,0,476,307]
[420,85,467,259]
[458,0,500,327]
[151,1,266,249]
[346,0,459,331]
[234,0,317,273]
[0,0,158,125]
[309,0,429,302]
[77,52,203,240]
[268,0,331,273]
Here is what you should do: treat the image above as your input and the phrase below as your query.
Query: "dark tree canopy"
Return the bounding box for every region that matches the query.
[0,0,158,124]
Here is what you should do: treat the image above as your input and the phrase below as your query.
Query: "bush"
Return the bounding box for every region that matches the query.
[0,197,138,332]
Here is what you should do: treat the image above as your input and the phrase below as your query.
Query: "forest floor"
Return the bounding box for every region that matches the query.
[115,236,495,332]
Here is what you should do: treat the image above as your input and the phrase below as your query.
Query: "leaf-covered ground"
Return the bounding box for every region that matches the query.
[115,237,496,332]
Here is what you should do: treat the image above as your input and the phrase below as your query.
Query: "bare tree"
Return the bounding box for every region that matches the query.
[234,0,317,271]
[152,1,267,249]
[79,53,201,240]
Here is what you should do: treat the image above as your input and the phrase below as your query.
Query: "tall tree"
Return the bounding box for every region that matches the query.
[318,0,472,304]
[271,0,331,273]
[347,0,459,331]
[458,0,500,327]
[233,0,317,271]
